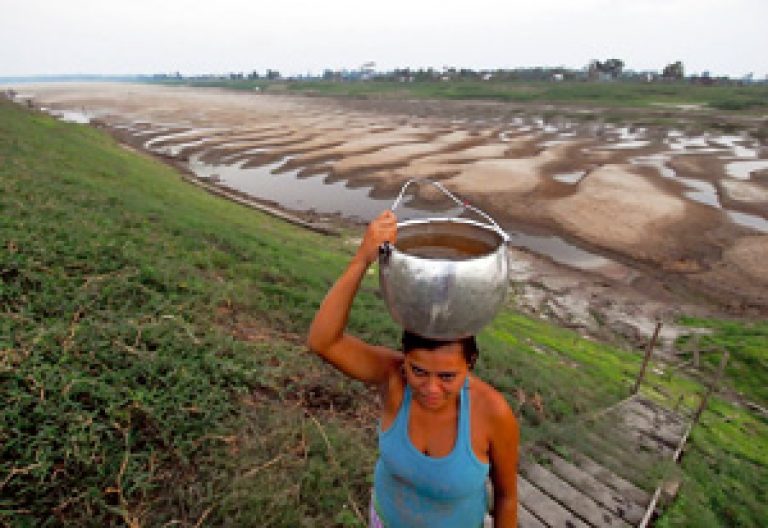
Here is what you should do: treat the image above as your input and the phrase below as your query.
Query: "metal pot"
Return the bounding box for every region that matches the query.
[378,179,510,340]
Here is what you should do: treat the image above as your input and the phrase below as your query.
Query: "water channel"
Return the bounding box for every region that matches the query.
[30,100,768,266]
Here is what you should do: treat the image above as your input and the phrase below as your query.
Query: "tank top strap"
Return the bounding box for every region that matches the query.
[395,384,412,432]
[458,376,472,447]
[403,383,413,403]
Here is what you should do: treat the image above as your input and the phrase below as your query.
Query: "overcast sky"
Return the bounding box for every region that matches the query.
[1,0,766,78]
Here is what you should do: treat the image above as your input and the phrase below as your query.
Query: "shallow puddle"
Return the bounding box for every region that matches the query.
[727,210,768,233]
[48,109,92,124]
[604,140,651,150]
[667,136,710,150]
[219,147,267,164]
[144,128,216,148]
[682,178,721,208]
[506,231,614,270]
[631,154,676,180]
[188,156,430,222]
[552,171,586,184]
[725,159,768,180]
[630,153,768,230]
[187,155,614,270]
[132,126,177,138]
[604,127,650,150]
[152,137,213,157]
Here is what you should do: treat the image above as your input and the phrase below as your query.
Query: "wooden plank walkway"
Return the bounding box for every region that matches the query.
[484,394,690,527]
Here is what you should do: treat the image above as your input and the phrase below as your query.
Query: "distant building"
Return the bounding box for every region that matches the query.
[360,62,376,81]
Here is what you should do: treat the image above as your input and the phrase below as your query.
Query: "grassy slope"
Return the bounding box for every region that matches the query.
[1,99,765,526]
[677,317,768,406]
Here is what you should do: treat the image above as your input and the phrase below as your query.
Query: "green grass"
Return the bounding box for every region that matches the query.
[478,312,639,430]
[150,78,768,112]
[658,398,768,527]
[0,99,392,526]
[148,78,272,93]
[676,317,768,406]
[1,98,766,526]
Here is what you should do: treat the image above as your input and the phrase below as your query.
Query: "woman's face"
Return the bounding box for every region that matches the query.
[403,342,469,411]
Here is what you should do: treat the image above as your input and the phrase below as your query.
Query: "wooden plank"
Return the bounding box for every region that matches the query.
[519,504,548,528]
[483,505,548,528]
[619,411,683,450]
[610,404,683,449]
[581,431,665,479]
[538,449,647,525]
[518,475,590,528]
[583,422,674,462]
[521,461,632,528]
[611,425,675,459]
[569,452,652,507]
[622,399,687,437]
[624,397,686,425]
[633,397,688,426]
[620,401,686,437]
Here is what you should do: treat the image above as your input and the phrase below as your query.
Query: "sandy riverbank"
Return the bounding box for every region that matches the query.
[8,83,768,348]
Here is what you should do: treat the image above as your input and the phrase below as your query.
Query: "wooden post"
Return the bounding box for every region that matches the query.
[632,321,662,395]
[673,394,684,413]
[692,349,730,426]
[692,334,700,368]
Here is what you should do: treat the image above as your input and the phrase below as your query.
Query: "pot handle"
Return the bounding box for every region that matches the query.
[390,178,507,239]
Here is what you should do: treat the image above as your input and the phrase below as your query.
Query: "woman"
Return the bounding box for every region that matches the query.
[307,210,519,527]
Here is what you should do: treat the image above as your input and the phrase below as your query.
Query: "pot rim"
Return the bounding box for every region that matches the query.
[395,217,510,244]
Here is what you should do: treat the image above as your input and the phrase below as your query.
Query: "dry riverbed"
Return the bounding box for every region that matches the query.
[8,83,768,351]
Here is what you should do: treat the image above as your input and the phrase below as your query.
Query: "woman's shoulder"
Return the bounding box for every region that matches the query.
[469,375,517,425]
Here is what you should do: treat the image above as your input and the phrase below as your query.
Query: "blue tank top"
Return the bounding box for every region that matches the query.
[374,377,490,527]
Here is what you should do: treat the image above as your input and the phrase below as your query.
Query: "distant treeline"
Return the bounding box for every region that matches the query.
[3,60,764,86]
[150,60,765,86]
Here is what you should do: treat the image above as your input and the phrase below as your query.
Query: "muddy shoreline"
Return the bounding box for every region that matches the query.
[8,83,768,352]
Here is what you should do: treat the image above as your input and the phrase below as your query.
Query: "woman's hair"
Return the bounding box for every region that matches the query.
[401,330,479,368]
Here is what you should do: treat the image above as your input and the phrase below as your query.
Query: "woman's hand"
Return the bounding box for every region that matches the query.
[356,210,397,265]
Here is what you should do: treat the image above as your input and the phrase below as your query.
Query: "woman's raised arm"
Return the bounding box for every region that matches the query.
[307,210,401,385]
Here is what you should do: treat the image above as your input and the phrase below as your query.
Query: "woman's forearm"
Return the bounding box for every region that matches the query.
[307,253,369,353]
[492,496,517,528]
